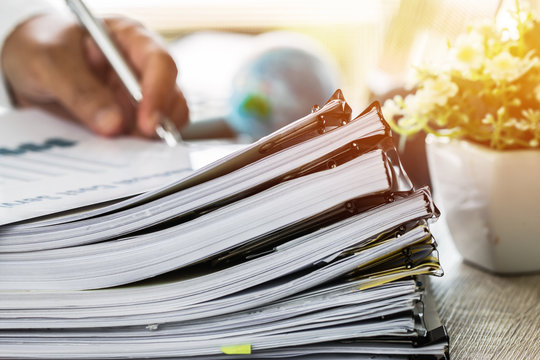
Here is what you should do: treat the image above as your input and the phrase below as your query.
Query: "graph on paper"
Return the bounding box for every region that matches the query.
[0,109,192,225]
[0,138,126,184]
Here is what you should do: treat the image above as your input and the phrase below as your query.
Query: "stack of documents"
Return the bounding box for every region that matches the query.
[0,90,449,359]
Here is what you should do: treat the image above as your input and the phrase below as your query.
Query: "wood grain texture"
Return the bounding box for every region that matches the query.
[430,220,540,360]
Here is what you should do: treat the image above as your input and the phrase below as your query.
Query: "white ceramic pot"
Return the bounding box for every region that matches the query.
[425,134,540,274]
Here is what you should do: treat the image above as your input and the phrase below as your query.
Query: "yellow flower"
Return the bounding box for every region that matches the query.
[382,97,402,121]
[403,90,435,117]
[534,84,540,103]
[484,51,527,82]
[450,32,485,74]
[422,76,459,106]
[481,113,495,124]
[515,120,530,131]
[522,109,540,123]
[388,7,540,149]
[472,19,497,39]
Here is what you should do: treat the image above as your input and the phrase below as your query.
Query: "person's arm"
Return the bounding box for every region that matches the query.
[1,6,188,138]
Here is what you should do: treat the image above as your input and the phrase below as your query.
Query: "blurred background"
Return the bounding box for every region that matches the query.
[84,0,537,185]
[85,0,527,109]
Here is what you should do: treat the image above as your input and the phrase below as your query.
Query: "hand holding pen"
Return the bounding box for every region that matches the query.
[1,4,188,144]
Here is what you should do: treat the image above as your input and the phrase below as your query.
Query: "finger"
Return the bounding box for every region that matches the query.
[166,86,189,130]
[138,50,179,136]
[103,18,180,137]
[46,60,125,136]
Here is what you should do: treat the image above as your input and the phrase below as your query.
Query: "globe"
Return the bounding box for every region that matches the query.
[228,44,340,139]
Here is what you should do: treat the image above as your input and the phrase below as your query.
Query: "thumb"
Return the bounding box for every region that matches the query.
[51,66,124,136]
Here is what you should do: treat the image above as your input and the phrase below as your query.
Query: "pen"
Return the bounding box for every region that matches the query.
[65,0,184,147]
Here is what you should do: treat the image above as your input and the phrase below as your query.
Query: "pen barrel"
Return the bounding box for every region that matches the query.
[66,0,143,103]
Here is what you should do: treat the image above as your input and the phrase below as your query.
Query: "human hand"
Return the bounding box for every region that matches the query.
[1,13,188,138]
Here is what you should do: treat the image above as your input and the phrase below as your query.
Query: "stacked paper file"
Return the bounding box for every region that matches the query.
[0,90,449,359]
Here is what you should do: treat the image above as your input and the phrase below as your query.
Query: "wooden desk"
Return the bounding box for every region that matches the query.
[429,220,540,360]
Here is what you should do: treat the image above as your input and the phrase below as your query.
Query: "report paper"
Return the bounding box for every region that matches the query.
[0,109,192,225]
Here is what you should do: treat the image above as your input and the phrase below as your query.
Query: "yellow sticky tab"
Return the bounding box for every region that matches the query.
[221,344,251,355]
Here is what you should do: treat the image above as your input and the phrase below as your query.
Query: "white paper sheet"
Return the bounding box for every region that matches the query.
[0,109,192,225]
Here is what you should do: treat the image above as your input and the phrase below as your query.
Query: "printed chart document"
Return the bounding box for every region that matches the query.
[0,109,192,225]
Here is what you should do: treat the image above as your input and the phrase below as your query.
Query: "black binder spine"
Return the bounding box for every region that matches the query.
[413,275,450,360]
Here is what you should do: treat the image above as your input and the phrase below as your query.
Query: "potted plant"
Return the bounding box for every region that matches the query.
[382,4,540,274]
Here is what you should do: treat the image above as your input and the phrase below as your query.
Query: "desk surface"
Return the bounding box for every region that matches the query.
[429,220,540,360]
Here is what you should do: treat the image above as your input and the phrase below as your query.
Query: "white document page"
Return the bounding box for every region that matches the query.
[0,109,192,225]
